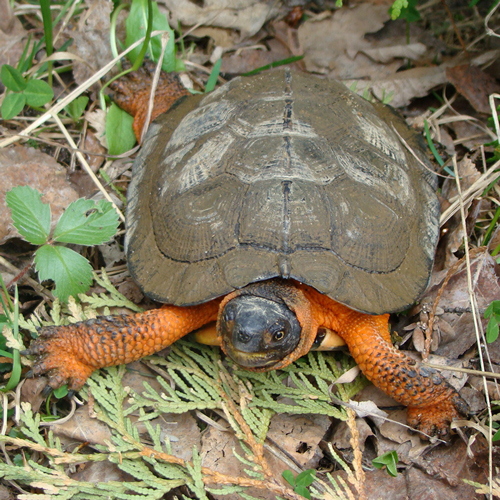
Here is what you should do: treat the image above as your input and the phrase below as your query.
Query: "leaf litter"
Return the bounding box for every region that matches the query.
[0,0,499,498]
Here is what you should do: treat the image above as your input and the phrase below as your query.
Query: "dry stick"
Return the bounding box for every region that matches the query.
[424,247,485,361]
[424,362,500,381]
[140,32,170,144]
[440,158,500,225]
[0,255,53,302]
[440,0,468,54]
[452,156,493,498]
[346,408,367,500]
[50,113,125,222]
[484,0,500,38]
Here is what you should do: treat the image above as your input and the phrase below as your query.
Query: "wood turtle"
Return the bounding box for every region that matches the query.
[25,68,468,438]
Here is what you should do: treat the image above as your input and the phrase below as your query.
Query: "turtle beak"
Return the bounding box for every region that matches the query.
[218,295,301,369]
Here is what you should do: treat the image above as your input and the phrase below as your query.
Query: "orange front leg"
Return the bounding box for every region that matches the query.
[24,300,220,391]
[336,310,468,437]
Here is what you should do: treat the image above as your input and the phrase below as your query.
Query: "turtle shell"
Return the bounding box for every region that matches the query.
[125,69,439,314]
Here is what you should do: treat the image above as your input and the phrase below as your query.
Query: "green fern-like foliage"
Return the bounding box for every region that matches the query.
[7,271,363,499]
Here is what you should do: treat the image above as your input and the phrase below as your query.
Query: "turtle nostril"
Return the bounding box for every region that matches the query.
[236,330,251,344]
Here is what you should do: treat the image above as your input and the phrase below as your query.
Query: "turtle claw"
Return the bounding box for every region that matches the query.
[22,326,95,392]
[407,394,469,440]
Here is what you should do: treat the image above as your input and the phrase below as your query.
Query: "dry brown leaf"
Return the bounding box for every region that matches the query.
[423,251,499,359]
[201,426,277,500]
[446,64,500,114]
[161,0,282,38]
[378,409,428,459]
[447,118,492,151]
[72,461,134,485]
[349,66,448,108]
[190,26,238,49]
[359,43,427,64]
[0,146,79,244]
[332,418,373,454]
[66,0,114,88]
[298,4,393,79]
[221,38,294,75]
[267,413,330,469]
[52,406,113,445]
[83,131,106,173]
[364,468,407,500]
[201,413,329,499]
[410,440,488,499]
[0,0,27,70]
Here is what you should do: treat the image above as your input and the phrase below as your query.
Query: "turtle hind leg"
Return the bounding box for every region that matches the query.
[109,60,189,141]
[23,300,220,391]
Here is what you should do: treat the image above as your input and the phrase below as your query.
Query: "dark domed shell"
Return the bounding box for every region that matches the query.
[125,69,439,314]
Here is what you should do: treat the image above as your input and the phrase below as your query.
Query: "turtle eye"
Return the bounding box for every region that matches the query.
[273,330,285,342]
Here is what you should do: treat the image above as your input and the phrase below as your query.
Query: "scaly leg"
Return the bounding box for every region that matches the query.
[336,309,468,437]
[24,300,220,391]
[299,285,468,438]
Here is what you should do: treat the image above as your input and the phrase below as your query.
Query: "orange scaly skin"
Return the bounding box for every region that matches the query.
[109,61,188,141]
[25,280,467,437]
[27,300,220,390]
[300,285,466,437]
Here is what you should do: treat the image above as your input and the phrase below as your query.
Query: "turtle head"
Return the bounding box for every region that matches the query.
[219,294,302,369]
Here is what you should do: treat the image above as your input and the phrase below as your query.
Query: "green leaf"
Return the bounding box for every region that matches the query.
[53,198,119,245]
[53,385,69,398]
[294,485,311,499]
[389,0,408,19]
[5,186,51,245]
[24,78,54,107]
[372,451,399,477]
[485,301,500,318]
[125,0,177,72]
[282,470,295,487]
[493,427,500,441]
[34,245,93,302]
[1,64,27,92]
[487,316,499,343]
[295,469,315,488]
[105,102,136,155]
[205,59,221,93]
[1,93,26,119]
[65,96,89,120]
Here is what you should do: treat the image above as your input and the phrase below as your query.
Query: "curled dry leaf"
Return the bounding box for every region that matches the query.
[65,0,114,88]
[162,0,282,38]
[350,66,448,108]
[359,42,427,64]
[51,405,113,445]
[0,146,79,244]
[437,156,481,269]
[201,413,330,499]
[446,64,500,114]
[423,251,500,359]
[0,0,27,70]
[298,4,392,79]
